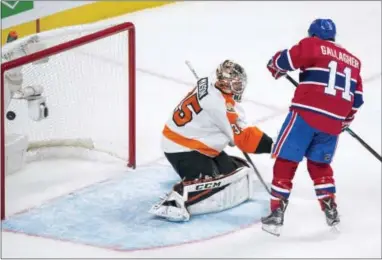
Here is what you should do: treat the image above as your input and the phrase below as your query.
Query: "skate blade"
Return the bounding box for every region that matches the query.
[329,223,341,234]
[262,224,282,237]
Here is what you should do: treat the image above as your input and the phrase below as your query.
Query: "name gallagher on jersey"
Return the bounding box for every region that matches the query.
[320,45,360,69]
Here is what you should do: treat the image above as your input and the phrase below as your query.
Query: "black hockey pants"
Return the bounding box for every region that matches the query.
[164,150,248,181]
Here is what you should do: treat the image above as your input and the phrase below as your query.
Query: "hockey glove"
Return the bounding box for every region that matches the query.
[267,58,286,80]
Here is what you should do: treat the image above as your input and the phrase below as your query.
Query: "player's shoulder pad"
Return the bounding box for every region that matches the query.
[197,77,209,100]
[298,36,318,46]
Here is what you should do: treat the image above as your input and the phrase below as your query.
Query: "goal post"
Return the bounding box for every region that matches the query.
[1,22,136,220]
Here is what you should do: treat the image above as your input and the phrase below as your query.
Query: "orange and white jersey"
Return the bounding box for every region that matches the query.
[162,77,265,157]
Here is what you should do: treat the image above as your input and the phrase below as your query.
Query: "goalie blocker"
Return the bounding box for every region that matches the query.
[149,152,260,221]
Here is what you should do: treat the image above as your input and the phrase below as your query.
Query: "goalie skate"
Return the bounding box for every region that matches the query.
[149,191,190,222]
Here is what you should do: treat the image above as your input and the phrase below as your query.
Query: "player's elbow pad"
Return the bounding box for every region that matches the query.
[253,133,273,154]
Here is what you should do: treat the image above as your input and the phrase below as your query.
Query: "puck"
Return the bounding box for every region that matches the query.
[6,111,16,120]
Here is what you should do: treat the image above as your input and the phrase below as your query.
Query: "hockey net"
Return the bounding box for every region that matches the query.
[0,22,136,219]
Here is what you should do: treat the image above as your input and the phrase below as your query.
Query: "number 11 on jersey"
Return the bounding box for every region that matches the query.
[325,61,352,101]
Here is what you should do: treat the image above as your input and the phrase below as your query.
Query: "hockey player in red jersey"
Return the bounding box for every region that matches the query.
[262,18,364,236]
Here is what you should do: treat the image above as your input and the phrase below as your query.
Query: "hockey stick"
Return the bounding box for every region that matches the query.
[185,60,199,81]
[344,128,382,162]
[285,74,382,163]
[185,60,271,195]
[242,152,271,194]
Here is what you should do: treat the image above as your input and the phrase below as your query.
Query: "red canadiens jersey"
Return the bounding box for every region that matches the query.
[272,37,364,135]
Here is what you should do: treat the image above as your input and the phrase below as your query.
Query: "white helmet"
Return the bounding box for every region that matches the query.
[215,60,247,102]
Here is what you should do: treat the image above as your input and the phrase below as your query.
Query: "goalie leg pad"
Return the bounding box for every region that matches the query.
[149,166,257,221]
[185,167,254,215]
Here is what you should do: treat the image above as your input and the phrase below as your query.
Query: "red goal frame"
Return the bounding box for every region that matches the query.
[0,22,136,220]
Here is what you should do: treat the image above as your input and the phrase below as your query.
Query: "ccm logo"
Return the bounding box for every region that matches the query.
[195,182,222,190]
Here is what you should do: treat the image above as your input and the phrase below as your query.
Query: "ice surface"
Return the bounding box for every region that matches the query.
[2,1,381,258]
[3,164,268,251]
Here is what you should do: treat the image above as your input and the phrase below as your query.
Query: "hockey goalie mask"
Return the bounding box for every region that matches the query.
[215,60,247,102]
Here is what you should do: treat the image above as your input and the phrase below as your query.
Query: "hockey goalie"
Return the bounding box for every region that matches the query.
[149,60,274,221]
[2,36,49,175]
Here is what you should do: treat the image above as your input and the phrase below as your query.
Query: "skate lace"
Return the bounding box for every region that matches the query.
[323,200,338,219]
[326,208,338,218]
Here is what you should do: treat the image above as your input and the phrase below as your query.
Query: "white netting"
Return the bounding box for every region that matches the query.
[2,23,133,166]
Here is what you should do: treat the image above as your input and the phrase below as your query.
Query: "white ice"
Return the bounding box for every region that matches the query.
[2,1,381,258]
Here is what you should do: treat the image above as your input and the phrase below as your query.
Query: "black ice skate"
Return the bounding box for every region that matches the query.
[261,199,289,237]
[321,197,340,229]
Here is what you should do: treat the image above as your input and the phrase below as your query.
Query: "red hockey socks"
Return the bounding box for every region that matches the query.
[270,158,299,211]
[307,159,336,210]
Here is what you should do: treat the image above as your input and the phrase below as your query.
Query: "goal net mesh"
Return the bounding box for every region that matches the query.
[2,23,135,171]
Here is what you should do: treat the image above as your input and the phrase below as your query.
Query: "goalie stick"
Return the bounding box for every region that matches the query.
[185,60,271,195]
[285,74,382,163]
